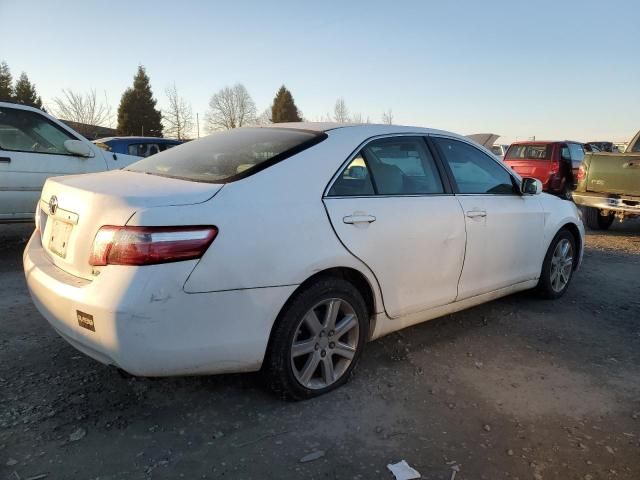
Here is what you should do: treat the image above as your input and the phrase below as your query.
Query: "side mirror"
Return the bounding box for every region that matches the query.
[64,139,92,157]
[522,177,543,195]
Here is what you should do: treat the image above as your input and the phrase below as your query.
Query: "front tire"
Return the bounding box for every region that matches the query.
[537,229,576,299]
[264,277,368,400]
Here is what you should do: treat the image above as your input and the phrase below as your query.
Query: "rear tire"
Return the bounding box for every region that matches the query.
[583,207,614,230]
[264,277,368,400]
[537,229,576,299]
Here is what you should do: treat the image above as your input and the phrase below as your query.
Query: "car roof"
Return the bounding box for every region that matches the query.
[94,136,181,143]
[258,121,456,137]
[509,140,583,145]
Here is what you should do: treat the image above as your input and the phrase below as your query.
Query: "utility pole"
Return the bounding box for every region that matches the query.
[196,113,200,138]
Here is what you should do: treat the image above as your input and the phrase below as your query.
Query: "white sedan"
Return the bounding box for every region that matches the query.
[23,123,584,399]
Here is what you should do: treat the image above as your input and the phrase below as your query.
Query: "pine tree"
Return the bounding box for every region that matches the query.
[270,85,302,123]
[117,66,163,137]
[0,61,13,101]
[13,72,43,108]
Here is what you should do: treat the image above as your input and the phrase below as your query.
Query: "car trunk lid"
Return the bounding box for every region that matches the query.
[38,170,222,280]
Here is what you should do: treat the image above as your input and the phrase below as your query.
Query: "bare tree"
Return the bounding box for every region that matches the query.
[351,112,363,123]
[333,97,350,123]
[255,107,272,126]
[163,83,193,140]
[381,109,394,125]
[205,83,257,131]
[50,89,113,136]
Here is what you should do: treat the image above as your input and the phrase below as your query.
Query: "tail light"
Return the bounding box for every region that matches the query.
[576,164,586,182]
[89,226,218,266]
[549,159,560,175]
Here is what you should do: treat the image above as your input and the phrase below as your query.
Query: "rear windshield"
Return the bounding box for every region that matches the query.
[505,144,552,161]
[126,128,326,183]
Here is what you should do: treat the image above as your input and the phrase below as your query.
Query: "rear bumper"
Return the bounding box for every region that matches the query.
[573,193,640,216]
[23,232,296,376]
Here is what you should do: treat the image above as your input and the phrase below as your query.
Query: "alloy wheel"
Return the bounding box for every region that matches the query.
[550,238,573,292]
[290,298,360,390]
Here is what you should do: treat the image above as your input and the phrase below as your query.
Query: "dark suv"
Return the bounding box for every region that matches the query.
[503,141,585,199]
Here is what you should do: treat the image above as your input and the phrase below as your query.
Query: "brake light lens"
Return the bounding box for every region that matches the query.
[576,164,586,182]
[89,226,218,266]
[549,159,560,175]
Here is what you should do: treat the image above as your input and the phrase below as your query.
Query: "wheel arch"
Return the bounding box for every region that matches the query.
[558,221,582,269]
[266,266,379,354]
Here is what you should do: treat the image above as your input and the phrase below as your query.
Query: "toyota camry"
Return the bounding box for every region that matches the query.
[23,123,584,399]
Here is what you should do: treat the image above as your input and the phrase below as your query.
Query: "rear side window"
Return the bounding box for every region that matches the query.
[327,137,444,196]
[126,128,326,183]
[505,144,552,161]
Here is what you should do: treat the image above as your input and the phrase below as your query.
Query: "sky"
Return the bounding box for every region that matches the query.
[2,0,639,143]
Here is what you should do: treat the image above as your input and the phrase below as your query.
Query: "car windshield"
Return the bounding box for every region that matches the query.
[505,144,552,161]
[126,127,326,183]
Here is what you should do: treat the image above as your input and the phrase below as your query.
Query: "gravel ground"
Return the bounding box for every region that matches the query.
[1,220,639,480]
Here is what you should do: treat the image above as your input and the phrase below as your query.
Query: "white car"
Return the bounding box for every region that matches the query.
[491,144,510,159]
[0,102,139,223]
[23,123,584,399]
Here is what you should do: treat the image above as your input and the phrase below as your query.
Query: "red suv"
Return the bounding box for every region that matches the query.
[503,141,585,199]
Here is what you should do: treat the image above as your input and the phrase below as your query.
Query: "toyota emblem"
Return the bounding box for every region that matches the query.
[49,195,58,215]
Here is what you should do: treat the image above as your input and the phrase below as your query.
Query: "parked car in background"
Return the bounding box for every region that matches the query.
[491,144,510,159]
[0,102,140,223]
[93,136,182,158]
[24,123,583,399]
[504,141,586,199]
[573,130,640,229]
[585,141,618,153]
[583,143,601,153]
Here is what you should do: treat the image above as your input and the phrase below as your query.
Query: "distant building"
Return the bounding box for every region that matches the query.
[59,120,117,140]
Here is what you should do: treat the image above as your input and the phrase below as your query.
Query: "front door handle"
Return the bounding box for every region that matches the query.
[0,157,10,163]
[343,214,376,224]
[466,209,487,218]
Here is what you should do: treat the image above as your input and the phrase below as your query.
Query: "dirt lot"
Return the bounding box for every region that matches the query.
[1,221,639,480]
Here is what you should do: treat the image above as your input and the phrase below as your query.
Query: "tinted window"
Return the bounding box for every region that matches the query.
[127,128,325,183]
[490,145,503,156]
[327,154,374,196]
[505,144,552,161]
[568,143,585,162]
[363,137,443,195]
[435,137,516,194]
[0,107,76,155]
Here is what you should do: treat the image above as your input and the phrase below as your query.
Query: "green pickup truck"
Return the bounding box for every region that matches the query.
[573,130,640,229]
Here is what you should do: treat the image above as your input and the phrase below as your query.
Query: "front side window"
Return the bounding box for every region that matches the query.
[127,128,325,183]
[434,137,516,195]
[0,107,76,155]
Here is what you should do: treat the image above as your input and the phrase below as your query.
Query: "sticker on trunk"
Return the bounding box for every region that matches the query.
[77,310,95,332]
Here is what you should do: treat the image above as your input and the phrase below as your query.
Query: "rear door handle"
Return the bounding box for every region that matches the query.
[466,210,487,218]
[343,214,376,224]
[0,157,10,163]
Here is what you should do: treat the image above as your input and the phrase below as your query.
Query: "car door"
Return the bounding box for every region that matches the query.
[567,143,585,187]
[0,106,106,221]
[431,136,545,300]
[323,136,466,318]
